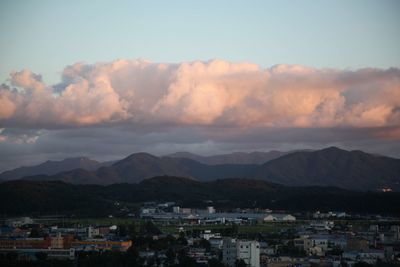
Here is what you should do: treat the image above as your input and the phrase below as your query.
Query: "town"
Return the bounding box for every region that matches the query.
[1,202,399,267]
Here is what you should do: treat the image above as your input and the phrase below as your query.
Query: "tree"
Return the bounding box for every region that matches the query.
[142,220,162,235]
[29,228,40,238]
[35,252,48,261]
[123,246,143,267]
[165,248,176,266]
[118,224,127,237]
[178,255,197,267]
[177,236,188,246]
[235,259,247,267]
[6,252,18,262]
[199,238,211,252]
[208,258,225,267]
[353,262,373,267]
[128,223,136,240]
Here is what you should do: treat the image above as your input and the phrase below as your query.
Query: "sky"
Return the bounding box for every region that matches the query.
[0,0,399,171]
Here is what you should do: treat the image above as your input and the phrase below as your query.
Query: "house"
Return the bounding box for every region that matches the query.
[328,236,347,250]
[310,235,329,252]
[342,250,385,265]
[347,237,369,251]
[294,236,313,252]
[209,238,223,249]
[50,233,64,249]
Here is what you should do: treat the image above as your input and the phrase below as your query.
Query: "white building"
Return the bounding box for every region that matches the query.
[223,238,260,267]
[87,226,99,239]
[5,217,33,227]
[308,220,334,231]
[263,214,296,222]
[172,206,180,213]
[180,208,192,214]
[201,230,221,240]
[140,208,157,215]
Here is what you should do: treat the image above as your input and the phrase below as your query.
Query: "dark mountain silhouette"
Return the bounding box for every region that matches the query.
[0,157,108,181]
[254,147,400,191]
[23,153,257,184]
[1,177,400,216]
[167,151,291,165]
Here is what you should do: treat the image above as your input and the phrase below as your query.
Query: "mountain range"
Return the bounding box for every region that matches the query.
[166,150,290,165]
[1,147,400,191]
[0,150,284,181]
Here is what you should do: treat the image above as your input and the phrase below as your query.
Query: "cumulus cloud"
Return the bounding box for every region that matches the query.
[0,59,399,134]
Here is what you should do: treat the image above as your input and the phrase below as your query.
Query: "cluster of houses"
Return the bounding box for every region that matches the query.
[140,202,297,224]
[1,209,400,266]
[133,221,400,267]
[260,222,400,267]
[0,217,131,261]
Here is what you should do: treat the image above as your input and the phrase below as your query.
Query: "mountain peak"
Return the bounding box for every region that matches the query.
[320,146,346,152]
[0,156,101,181]
[118,152,159,163]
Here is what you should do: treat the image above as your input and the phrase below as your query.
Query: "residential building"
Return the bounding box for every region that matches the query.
[223,238,260,267]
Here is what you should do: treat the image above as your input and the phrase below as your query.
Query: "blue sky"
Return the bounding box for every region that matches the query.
[1,0,399,84]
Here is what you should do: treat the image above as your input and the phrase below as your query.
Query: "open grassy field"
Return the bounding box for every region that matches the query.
[42,217,400,236]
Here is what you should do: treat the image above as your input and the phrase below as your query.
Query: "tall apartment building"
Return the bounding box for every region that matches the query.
[223,238,260,267]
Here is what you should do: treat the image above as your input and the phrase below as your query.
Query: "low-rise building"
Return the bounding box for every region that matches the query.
[263,214,296,222]
[71,239,132,252]
[5,217,34,227]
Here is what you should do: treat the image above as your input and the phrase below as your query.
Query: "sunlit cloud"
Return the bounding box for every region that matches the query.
[1,59,399,131]
[0,59,399,171]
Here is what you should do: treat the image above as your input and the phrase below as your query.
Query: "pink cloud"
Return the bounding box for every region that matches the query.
[0,59,399,133]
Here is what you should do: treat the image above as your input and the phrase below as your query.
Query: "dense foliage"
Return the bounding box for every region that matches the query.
[1,177,400,216]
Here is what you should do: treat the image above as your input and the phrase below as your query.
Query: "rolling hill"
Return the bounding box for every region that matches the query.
[1,177,400,216]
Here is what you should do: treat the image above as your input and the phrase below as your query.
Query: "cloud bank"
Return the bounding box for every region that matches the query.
[1,59,399,131]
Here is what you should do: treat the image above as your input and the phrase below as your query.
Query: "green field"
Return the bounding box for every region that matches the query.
[44,217,400,236]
